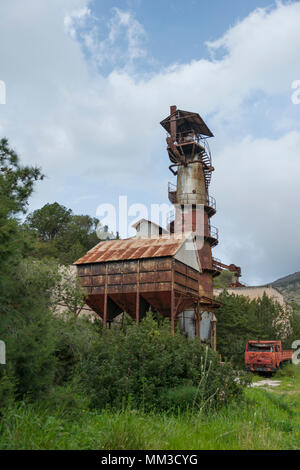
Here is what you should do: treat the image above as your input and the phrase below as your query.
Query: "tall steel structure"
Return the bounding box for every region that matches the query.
[74,105,226,349]
[161,105,218,301]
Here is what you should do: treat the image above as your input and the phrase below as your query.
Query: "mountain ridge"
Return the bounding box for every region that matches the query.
[270,271,300,303]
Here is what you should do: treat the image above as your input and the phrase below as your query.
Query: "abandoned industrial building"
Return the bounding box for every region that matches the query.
[74,106,240,350]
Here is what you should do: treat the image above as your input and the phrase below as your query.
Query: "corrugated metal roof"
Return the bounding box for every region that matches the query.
[74,234,192,265]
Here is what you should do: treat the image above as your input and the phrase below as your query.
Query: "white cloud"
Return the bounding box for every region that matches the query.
[66,6,147,70]
[212,130,300,284]
[64,7,91,39]
[0,0,300,283]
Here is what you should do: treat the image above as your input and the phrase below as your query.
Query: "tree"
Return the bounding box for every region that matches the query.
[53,266,86,318]
[25,203,101,264]
[215,290,289,366]
[0,137,43,265]
[25,202,72,241]
[0,139,57,408]
[213,270,233,289]
[54,214,99,264]
[0,138,43,215]
[1,259,59,400]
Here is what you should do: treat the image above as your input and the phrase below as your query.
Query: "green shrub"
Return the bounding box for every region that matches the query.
[0,369,16,413]
[53,315,99,385]
[158,385,199,411]
[0,259,60,401]
[42,383,90,416]
[275,363,296,378]
[79,313,248,412]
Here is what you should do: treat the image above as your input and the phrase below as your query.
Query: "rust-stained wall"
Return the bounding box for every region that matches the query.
[77,256,201,320]
[214,286,286,308]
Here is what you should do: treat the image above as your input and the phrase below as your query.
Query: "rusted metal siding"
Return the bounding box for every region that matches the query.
[76,256,207,323]
[176,161,207,205]
[74,236,186,265]
[77,258,199,297]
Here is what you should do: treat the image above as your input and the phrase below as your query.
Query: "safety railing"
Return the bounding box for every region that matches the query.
[168,182,216,211]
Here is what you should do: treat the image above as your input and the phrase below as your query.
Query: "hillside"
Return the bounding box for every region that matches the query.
[213,269,300,306]
[271,271,300,304]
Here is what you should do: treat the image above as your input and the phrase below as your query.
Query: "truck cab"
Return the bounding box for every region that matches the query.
[245,340,293,373]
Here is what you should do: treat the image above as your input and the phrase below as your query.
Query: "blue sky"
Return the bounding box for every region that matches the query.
[92,0,276,69]
[0,0,300,285]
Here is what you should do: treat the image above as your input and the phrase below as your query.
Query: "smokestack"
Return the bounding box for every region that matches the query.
[170,105,177,141]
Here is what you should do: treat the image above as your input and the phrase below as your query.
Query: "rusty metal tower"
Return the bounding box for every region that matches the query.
[160,105,218,301]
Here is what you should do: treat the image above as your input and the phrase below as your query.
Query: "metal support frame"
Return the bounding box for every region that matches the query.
[211,320,217,352]
[195,302,201,339]
[103,264,108,327]
[136,260,140,324]
[171,259,175,335]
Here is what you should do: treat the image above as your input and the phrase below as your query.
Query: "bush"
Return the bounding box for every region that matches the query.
[275,363,296,378]
[158,386,199,411]
[0,259,60,401]
[43,383,90,416]
[53,315,99,385]
[79,313,248,412]
[0,369,16,413]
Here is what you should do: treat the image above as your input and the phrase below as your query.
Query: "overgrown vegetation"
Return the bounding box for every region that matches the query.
[1,365,300,450]
[213,269,233,289]
[1,138,300,450]
[0,138,246,415]
[215,290,297,366]
[24,202,100,264]
[79,314,249,412]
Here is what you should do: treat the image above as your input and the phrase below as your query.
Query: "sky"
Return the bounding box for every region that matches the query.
[0,0,300,285]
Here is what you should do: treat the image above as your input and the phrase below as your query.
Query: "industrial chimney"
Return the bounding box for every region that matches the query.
[160,106,218,302]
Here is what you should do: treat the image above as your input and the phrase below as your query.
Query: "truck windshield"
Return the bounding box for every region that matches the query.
[248,344,273,352]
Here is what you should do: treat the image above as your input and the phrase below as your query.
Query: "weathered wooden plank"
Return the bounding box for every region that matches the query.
[139,271,171,283]
[91,286,105,294]
[91,264,106,275]
[80,276,92,286]
[91,275,105,285]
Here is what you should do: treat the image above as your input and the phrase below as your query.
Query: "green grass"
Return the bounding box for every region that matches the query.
[1,366,300,450]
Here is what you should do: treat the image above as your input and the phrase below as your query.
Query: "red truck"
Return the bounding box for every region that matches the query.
[245,340,293,373]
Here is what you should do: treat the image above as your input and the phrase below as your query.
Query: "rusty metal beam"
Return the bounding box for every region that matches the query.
[136,260,140,324]
[196,302,201,339]
[211,319,217,351]
[103,264,108,327]
[171,259,175,335]
[170,105,177,141]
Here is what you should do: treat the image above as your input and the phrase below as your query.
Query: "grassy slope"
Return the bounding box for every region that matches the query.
[1,366,300,450]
